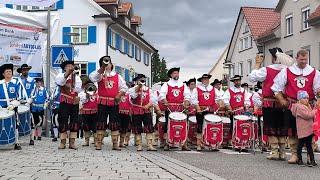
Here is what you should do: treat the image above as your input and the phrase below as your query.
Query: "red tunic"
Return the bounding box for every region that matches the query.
[229,89,245,109]
[167,84,184,112]
[60,78,78,104]
[97,74,119,106]
[197,87,218,112]
[263,67,282,108]
[119,93,132,115]
[131,88,151,115]
[285,68,316,100]
[81,93,98,114]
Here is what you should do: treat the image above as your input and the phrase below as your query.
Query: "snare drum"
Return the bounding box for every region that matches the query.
[18,105,31,136]
[233,115,252,149]
[0,110,16,145]
[221,116,231,147]
[158,116,166,142]
[187,116,197,146]
[167,112,188,146]
[202,114,223,149]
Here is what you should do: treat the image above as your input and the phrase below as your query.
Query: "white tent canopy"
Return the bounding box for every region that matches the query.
[0,0,58,7]
[0,7,47,29]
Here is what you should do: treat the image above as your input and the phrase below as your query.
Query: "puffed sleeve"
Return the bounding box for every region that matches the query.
[249,67,267,83]
[223,89,231,106]
[159,82,168,101]
[89,71,102,83]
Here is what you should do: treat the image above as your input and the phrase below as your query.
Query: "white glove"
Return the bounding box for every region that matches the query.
[7,105,14,111]
[43,102,48,109]
[10,100,20,108]
[27,98,33,104]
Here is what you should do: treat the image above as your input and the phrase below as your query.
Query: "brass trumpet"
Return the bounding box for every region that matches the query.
[85,83,97,96]
[73,64,80,74]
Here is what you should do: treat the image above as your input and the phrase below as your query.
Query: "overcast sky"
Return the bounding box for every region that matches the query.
[130,0,279,81]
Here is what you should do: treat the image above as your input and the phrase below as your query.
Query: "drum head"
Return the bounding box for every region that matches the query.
[188,116,197,123]
[18,105,29,114]
[169,112,187,121]
[159,116,166,123]
[234,115,250,121]
[0,110,15,119]
[221,117,231,124]
[204,114,222,123]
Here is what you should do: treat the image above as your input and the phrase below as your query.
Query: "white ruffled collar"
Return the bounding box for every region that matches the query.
[288,64,314,76]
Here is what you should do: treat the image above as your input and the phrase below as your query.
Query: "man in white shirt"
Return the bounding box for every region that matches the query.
[89,56,128,150]
[223,75,251,148]
[271,49,320,164]
[211,79,224,97]
[192,74,223,151]
[159,67,191,151]
[55,61,82,150]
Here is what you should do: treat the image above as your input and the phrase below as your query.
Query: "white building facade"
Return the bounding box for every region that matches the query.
[4,0,156,86]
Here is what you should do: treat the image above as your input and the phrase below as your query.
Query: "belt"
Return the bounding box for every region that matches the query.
[263,98,278,102]
[54,101,60,104]
[168,103,183,106]
[99,96,115,100]
[0,98,15,102]
[33,104,44,107]
[61,93,76,99]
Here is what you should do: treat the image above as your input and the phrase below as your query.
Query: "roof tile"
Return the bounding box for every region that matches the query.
[308,5,320,20]
[118,2,132,14]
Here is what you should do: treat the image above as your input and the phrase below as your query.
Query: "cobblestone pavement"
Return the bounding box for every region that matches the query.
[0,136,224,180]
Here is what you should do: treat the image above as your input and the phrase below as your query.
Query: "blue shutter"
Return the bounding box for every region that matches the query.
[107,28,112,46]
[56,0,64,9]
[87,62,96,75]
[135,45,138,59]
[88,26,97,43]
[115,66,121,74]
[115,34,120,50]
[143,52,146,64]
[124,40,128,54]
[125,69,130,82]
[5,4,13,9]
[139,49,142,61]
[62,27,71,44]
[131,44,135,58]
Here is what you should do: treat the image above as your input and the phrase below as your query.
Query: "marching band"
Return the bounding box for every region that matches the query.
[0,50,319,166]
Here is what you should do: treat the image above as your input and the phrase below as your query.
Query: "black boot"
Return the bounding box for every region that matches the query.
[29,140,34,145]
[297,158,305,167]
[14,144,22,150]
[309,160,317,167]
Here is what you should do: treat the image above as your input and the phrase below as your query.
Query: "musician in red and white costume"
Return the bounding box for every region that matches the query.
[78,79,98,147]
[152,79,167,147]
[89,56,128,150]
[129,74,157,151]
[159,67,191,151]
[55,61,82,150]
[192,74,224,151]
[119,83,133,147]
[272,49,320,164]
[249,47,293,160]
[223,75,251,146]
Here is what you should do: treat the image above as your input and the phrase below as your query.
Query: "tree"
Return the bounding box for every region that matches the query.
[151,52,169,84]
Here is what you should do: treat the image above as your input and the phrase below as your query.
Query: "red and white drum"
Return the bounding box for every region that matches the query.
[187,116,197,146]
[260,116,269,146]
[251,116,259,140]
[221,116,231,148]
[158,116,166,143]
[167,112,188,147]
[232,115,252,149]
[202,114,223,150]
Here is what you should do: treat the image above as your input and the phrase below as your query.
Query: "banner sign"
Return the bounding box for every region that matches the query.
[0,23,43,74]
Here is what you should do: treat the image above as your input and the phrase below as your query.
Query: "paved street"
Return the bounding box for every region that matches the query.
[0,136,223,180]
[1,135,319,180]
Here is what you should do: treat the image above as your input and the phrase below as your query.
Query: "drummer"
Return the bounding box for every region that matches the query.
[192,74,224,151]
[17,64,35,145]
[0,64,23,150]
[223,75,251,147]
[159,67,191,151]
[30,78,49,141]
[211,79,224,97]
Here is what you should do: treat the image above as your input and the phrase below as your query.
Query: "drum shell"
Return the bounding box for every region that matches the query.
[188,116,197,145]
[202,114,223,148]
[17,105,31,137]
[158,116,165,141]
[167,112,187,146]
[0,110,16,145]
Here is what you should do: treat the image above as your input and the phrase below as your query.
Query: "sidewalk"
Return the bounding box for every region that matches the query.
[0,136,225,180]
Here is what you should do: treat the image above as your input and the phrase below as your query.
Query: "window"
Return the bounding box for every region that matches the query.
[74,62,87,76]
[121,38,125,52]
[238,62,243,76]
[143,52,150,66]
[302,46,311,65]
[125,18,131,28]
[135,46,141,61]
[286,15,293,35]
[286,50,294,58]
[243,21,249,33]
[247,60,252,74]
[302,7,310,30]
[110,30,116,48]
[71,26,88,43]
[128,42,133,57]
[239,36,252,51]
[231,66,235,77]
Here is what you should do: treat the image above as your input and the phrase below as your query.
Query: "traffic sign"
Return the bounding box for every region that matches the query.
[51,45,74,68]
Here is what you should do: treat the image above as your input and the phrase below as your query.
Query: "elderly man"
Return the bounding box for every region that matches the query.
[271,49,320,164]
